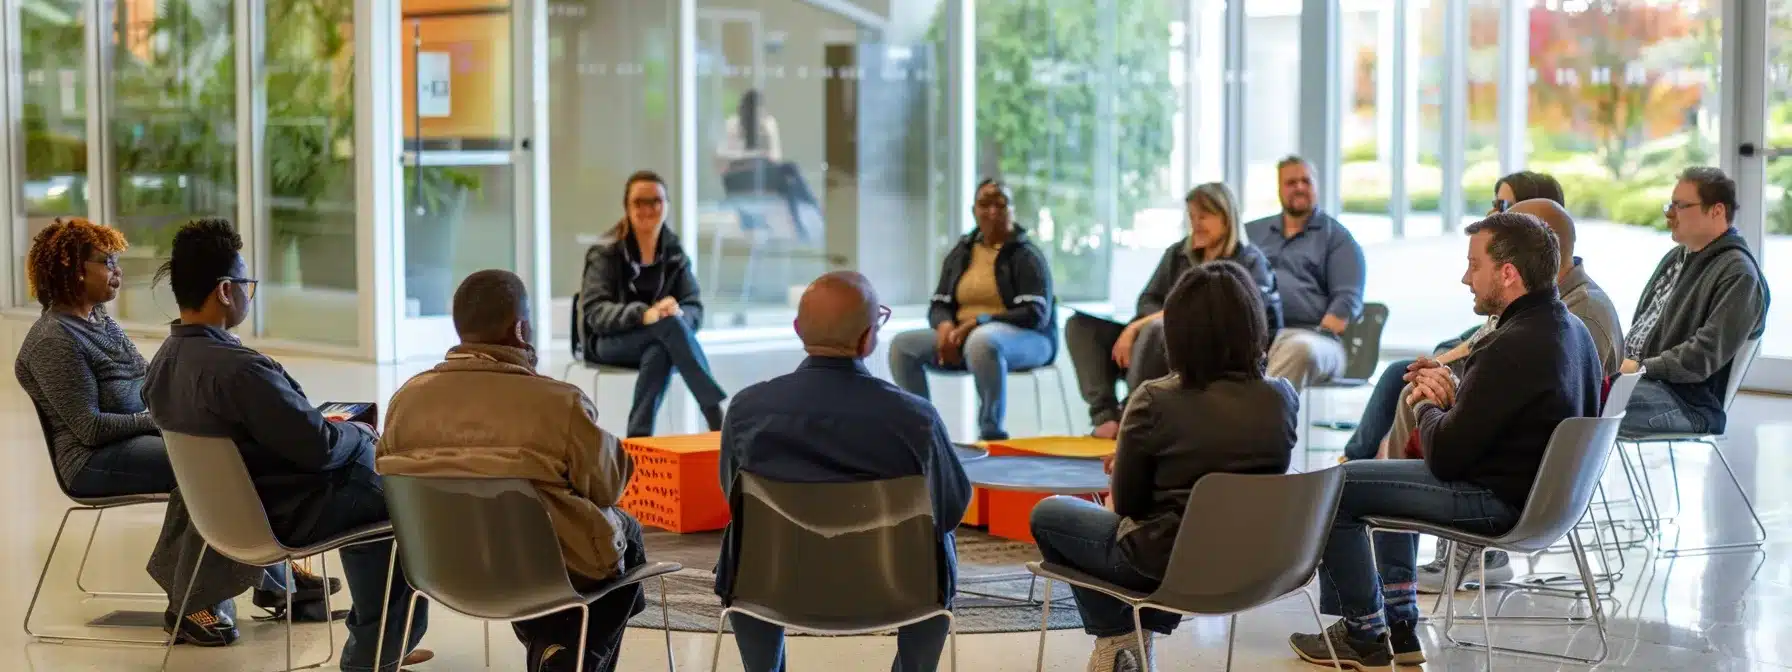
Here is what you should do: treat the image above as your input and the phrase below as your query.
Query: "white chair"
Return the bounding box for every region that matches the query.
[564,290,639,401]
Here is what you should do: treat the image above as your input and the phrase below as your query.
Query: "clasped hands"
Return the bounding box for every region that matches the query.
[639,297,683,325]
[1402,356,1458,409]
[933,319,981,367]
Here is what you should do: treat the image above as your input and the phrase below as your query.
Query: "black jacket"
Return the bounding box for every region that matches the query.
[579,226,704,346]
[926,226,1057,358]
[1416,289,1603,511]
[1136,239,1283,331]
[1112,374,1296,580]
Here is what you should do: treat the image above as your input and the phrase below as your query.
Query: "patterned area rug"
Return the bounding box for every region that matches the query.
[624,527,1091,634]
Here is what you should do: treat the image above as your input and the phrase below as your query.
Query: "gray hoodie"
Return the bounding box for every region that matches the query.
[1632,228,1769,432]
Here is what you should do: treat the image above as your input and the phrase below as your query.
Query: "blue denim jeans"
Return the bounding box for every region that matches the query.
[887,322,1054,440]
[1619,378,1706,437]
[1028,497,1180,637]
[1341,359,1416,461]
[730,612,951,672]
[1317,460,1518,626]
[591,317,727,437]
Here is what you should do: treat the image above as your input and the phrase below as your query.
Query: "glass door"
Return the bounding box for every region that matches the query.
[394,0,535,359]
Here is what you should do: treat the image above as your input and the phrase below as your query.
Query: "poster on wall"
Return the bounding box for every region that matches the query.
[417,52,452,118]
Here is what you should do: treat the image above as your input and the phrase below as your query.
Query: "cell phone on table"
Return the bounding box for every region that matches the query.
[317,402,377,426]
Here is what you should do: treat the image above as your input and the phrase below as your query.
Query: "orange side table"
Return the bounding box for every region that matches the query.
[619,432,731,533]
[980,437,1115,542]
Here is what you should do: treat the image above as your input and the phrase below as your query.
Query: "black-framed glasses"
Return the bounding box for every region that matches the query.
[218,276,259,301]
[1663,201,1704,215]
[876,304,892,328]
[1490,199,1512,213]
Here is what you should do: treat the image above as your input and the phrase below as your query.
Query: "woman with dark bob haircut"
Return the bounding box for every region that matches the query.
[1029,261,1298,670]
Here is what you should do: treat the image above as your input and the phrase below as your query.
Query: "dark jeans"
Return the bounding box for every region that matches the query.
[66,434,177,497]
[731,613,951,672]
[1029,497,1180,637]
[591,317,727,437]
[1619,378,1707,437]
[722,158,820,243]
[1063,314,1169,427]
[1316,461,1518,626]
[512,512,647,672]
[1341,359,1415,461]
[281,459,426,672]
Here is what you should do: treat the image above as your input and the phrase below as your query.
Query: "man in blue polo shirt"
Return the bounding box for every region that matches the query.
[1248,155,1367,391]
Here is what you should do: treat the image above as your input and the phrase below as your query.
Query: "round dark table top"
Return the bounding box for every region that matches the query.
[962,455,1109,495]
[953,443,990,462]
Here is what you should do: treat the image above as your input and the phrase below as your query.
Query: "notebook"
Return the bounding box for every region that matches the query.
[317,402,376,425]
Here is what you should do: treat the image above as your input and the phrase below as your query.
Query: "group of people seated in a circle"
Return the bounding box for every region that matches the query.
[15,154,1766,671]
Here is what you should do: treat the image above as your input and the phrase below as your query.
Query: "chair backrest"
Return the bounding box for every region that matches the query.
[728,473,941,627]
[1496,416,1622,553]
[383,476,581,620]
[161,431,287,566]
[24,395,78,499]
[1338,303,1390,381]
[1722,337,1762,412]
[569,291,585,360]
[1602,372,1643,419]
[1148,468,1345,614]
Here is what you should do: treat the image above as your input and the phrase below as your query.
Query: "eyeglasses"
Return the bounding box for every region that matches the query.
[218,276,259,301]
[1490,199,1512,213]
[84,254,119,272]
[1663,201,1704,215]
[630,197,664,209]
[876,304,892,329]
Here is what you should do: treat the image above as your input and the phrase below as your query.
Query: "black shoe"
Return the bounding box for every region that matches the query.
[252,565,343,616]
[1388,620,1425,666]
[163,607,239,647]
[1289,620,1392,671]
[701,404,725,432]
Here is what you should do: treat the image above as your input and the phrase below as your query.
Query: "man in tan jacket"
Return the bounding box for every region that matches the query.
[378,269,643,672]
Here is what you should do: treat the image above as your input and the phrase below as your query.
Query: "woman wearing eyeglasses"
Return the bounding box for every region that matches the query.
[579,170,728,437]
[887,179,1056,441]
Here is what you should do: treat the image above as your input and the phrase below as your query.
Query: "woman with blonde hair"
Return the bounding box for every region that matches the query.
[1065,181,1283,438]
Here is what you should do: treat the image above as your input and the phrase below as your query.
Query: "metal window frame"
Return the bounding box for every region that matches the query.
[1440,0,1467,232]
[1298,0,1340,215]
[1495,0,1527,175]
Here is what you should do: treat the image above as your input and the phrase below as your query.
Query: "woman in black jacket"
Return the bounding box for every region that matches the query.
[887,179,1056,441]
[578,170,727,437]
[1031,262,1297,671]
[1065,181,1281,439]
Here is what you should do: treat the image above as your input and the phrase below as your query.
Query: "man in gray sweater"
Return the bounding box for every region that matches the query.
[1620,167,1769,437]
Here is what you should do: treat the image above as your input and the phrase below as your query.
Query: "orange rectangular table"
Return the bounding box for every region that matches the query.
[619,432,731,533]
[979,437,1115,542]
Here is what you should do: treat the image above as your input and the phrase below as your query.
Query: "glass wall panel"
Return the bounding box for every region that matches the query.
[1241,1,1300,220]
[545,0,676,330]
[1526,0,1718,329]
[261,0,358,345]
[105,0,237,325]
[1760,3,1792,358]
[694,0,943,326]
[975,0,1183,308]
[14,0,88,308]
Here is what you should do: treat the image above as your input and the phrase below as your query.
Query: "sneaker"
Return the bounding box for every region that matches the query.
[163,606,239,647]
[1288,620,1392,671]
[1416,544,1514,594]
[1087,633,1153,672]
[1388,620,1425,666]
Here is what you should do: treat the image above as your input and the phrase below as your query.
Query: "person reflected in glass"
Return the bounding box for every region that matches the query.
[579,170,728,437]
[1031,261,1297,670]
[887,179,1056,441]
[13,217,336,647]
[1064,182,1282,440]
[715,88,820,243]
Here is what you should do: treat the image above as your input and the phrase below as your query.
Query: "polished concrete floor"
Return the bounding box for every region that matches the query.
[3,318,1791,670]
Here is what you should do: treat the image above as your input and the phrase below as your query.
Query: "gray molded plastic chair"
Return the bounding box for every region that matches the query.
[563,290,640,401]
[161,431,393,672]
[378,476,679,672]
[1303,302,1390,447]
[1617,337,1765,556]
[1364,415,1622,667]
[22,399,169,645]
[712,474,957,672]
[1025,468,1348,672]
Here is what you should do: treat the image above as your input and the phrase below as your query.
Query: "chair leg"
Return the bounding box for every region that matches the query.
[946,611,959,672]
[660,576,675,672]
[372,543,400,671]
[285,558,296,671]
[162,546,209,671]
[1224,613,1237,672]
[1130,610,1149,672]
[308,555,338,671]
[574,604,592,672]
[1478,551,1493,670]
[1032,372,1047,437]
[483,621,492,669]
[398,592,426,672]
[1658,439,1768,557]
[23,507,74,639]
[1034,579,1052,672]
[1299,588,1344,671]
[710,608,734,672]
[73,507,103,595]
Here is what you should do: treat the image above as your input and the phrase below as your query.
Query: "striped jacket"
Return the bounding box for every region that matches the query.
[926,225,1057,361]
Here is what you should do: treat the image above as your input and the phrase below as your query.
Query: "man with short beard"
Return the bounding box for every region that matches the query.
[1246,155,1367,391]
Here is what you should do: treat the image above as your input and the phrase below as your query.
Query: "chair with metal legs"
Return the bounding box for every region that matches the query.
[712,474,958,672]
[1302,303,1390,450]
[1365,415,1624,667]
[1617,337,1767,556]
[564,291,640,402]
[159,431,392,672]
[1025,468,1348,672]
[22,401,169,645]
[378,476,679,672]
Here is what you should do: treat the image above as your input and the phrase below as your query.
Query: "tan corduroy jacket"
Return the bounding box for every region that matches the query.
[377,343,633,580]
